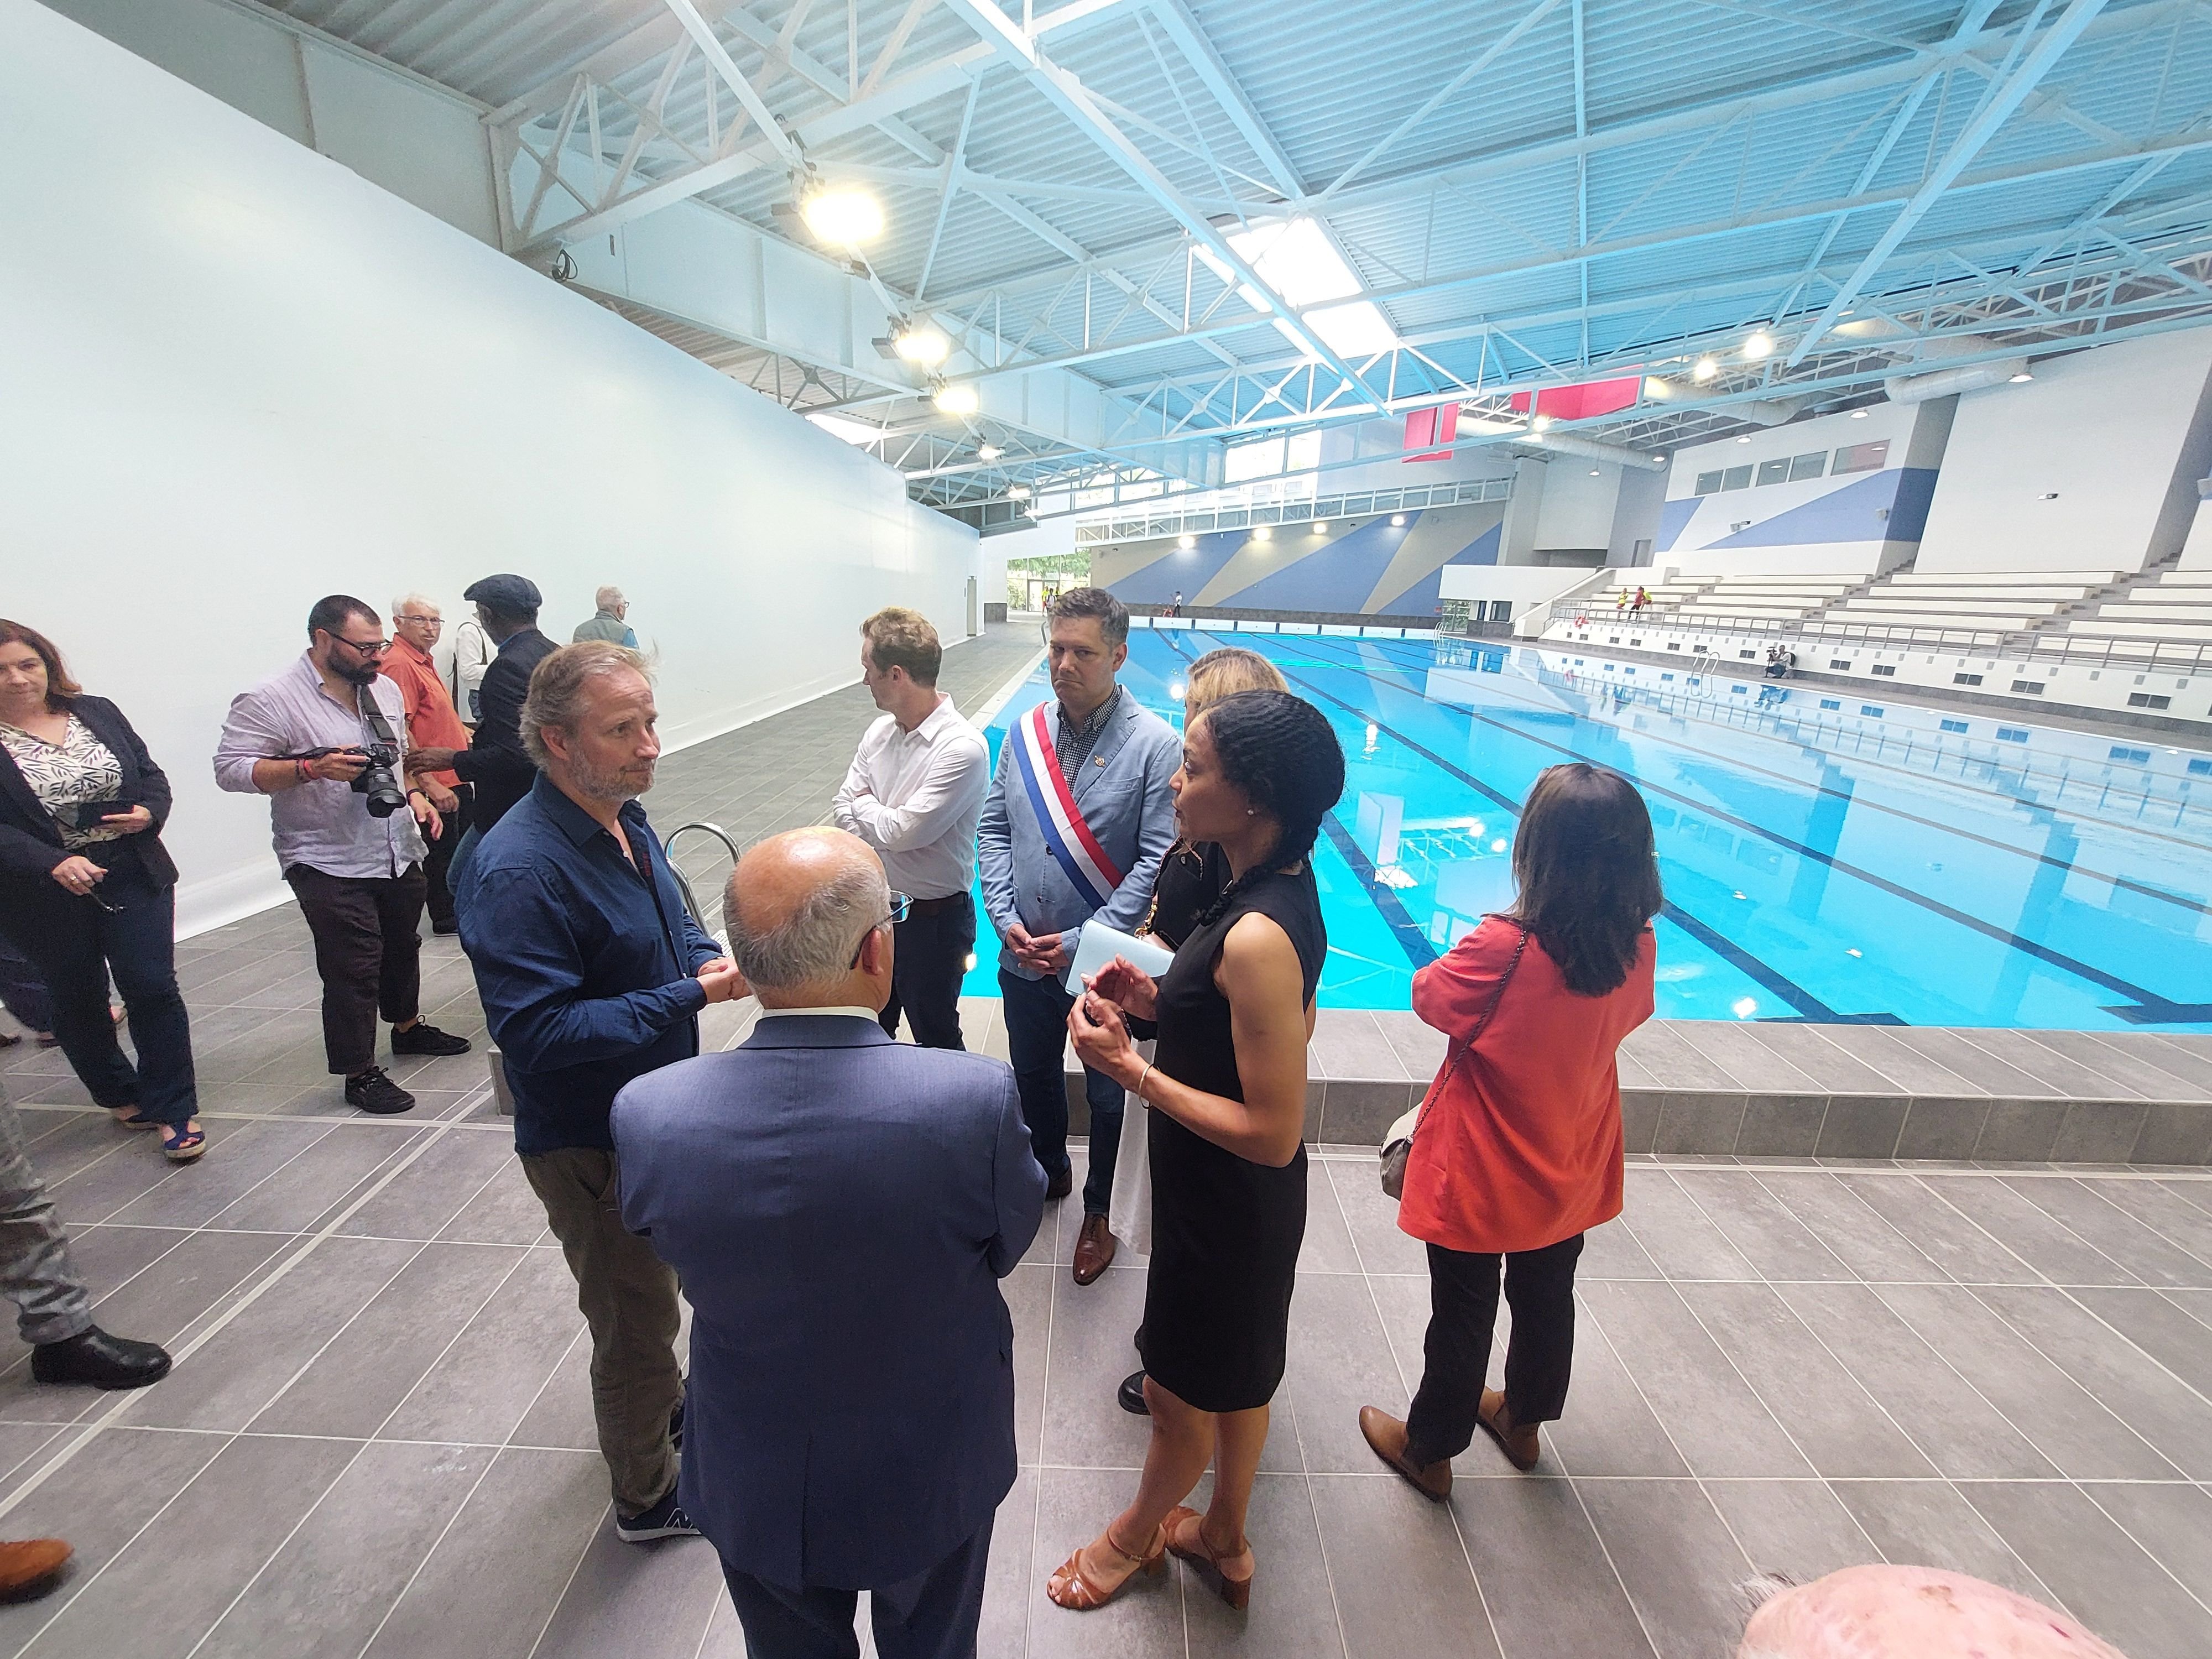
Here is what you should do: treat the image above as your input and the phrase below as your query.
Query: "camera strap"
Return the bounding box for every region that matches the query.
[355,685,401,752]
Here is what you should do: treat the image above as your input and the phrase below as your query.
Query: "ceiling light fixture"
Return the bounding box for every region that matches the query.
[1737,435,1753,444]
[1851,409,1870,419]
[932,381,979,415]
[799,180,884,247]
[1741,330,1776,361]
[1006,484,1031,500]
[1389,514,1406,526]
[1253,525,1272,541]
[1312,521,1329,534]
[1177,534,1196,549]
[1692,356,1719,382]
[976,442,1001,461]
[2008,371,2034,383]
[890,320,950,366]
[1532,414,1554,431]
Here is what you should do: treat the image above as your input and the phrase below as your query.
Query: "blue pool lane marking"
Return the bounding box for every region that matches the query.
[1355,634,2212,919]
[1270,632,2203,1026]
[1316,812,1438,969]
[1156,630,1846,1019]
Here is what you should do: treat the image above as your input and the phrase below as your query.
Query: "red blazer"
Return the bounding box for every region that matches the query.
[1399,919,1656,1255]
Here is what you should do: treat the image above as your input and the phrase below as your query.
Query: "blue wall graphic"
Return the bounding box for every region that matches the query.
[1375,521,1504,616]
[1229,517,1417,612]
[1102,530,1246,606]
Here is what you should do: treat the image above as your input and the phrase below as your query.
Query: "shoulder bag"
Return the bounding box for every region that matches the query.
[1379,920,1530,1199]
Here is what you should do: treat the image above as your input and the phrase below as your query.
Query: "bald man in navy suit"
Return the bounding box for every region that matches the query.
[613,828,1045,1659]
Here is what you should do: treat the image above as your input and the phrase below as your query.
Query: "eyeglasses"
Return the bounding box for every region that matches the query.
[331,636,390,656]
[847,890,914,968]
[84,888,129,914]
[396,615,443,628]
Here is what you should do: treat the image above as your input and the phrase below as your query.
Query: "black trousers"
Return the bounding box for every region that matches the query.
[998,967,1122,1214]
[721,1517,993,1659]
[0,870,197,1127]
[284,863,427,1076]
[1405,1233,1584,1468]
[421,783,472,930]
[879,893,974,1050]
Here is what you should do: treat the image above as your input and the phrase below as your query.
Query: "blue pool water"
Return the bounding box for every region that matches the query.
[960,629,2212,1029]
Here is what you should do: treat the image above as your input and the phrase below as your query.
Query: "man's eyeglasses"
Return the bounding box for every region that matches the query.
[848,891,914,968]
[396,616,443,629]
[332,636,390,656]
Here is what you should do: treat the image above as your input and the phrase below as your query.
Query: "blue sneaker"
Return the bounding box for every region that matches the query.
[615,1487,698,1543]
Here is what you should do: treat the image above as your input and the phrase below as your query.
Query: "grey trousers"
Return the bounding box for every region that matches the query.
[0,1098,92,1347]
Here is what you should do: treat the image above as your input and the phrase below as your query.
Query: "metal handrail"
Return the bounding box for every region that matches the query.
[665,822,742,937]
[1544,601,2212,672]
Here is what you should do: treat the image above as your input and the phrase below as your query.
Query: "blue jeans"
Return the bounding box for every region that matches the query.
[0,869,197,1128]
[999,967,1122,1215]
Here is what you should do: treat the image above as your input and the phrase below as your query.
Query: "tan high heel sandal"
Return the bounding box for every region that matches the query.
[1165,1505,1255,1610]
[1045,1521,1167,1610]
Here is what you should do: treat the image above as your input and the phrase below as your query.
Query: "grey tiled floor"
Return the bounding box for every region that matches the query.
[0,624,2208,1657]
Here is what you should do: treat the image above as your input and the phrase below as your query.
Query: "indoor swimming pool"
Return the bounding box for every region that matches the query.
[963,629,2212,1029]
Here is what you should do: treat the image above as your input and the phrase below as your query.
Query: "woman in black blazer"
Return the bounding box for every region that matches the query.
[0,623,203,1161]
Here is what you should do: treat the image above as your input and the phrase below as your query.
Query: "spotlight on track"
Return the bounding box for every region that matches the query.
[977,442,1002,461]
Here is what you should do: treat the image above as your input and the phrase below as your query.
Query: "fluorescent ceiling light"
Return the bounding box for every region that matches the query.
[933,382,979,415]
[1199,218,1400,363]
[801,183,883,247]
[806,413,883,446]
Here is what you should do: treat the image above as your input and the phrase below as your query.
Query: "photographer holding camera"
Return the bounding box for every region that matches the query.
[215,596,471,1115]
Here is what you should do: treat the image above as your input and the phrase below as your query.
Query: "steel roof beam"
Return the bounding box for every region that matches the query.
[937,0,1387,405]
[1787,0,2112,363]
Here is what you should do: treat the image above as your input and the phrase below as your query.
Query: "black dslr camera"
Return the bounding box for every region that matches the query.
[276,688,411,818]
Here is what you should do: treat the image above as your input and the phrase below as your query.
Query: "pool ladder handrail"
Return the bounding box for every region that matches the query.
[665,822,743,938]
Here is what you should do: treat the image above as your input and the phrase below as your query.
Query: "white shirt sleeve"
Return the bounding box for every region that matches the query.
[838,734,988,854]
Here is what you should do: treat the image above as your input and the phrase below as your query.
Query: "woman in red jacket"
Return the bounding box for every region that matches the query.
[1360,763,1660,1498]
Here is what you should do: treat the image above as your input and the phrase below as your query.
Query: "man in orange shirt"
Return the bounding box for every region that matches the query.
[383,594,469,933]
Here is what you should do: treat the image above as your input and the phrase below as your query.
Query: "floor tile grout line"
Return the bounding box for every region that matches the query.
[521,1499,618,1659]
[1277,1348,1352,1659]
[0,1115,473,1533]
[1964,1169,2194,1286]
[2068,1177,2212,1279]
[1,1429,238,1659]
[345,1447,519,1659]
[1021,1197,1059,1659]
[1323,1158,1510,1659]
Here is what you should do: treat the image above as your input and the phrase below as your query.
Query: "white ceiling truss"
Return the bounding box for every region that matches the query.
[253,0,2212,515]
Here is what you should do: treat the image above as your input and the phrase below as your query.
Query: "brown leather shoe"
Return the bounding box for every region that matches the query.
[1358,1406,1452,1501]
[1476,1388,1541,1471]
[0,1538,71,1601]
[1044,1165,1073,1201]
[1072,1214,1117,1285]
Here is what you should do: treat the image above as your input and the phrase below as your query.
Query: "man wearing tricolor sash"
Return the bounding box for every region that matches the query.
[979,588,1179,1287]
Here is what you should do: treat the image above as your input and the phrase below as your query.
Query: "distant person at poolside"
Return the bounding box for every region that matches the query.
[574,587,639,648]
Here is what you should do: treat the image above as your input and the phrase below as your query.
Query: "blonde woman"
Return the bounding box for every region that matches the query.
[1107,648,1289,1417]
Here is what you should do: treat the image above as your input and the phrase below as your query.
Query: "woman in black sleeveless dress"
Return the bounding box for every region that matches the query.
[1047,690,1344,1616]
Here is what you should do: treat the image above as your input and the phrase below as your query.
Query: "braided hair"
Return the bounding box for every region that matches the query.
[1190,690,1347,928]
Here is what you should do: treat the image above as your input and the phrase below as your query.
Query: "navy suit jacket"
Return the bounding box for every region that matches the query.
[611,1013,1046,1590]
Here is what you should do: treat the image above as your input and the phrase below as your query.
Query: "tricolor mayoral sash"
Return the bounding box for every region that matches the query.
[1009,702,1125,909]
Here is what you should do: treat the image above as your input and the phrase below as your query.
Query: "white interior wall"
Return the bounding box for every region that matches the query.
[1532,459,1623,552]
[1916,328,2212,574]
[2,0,983,934]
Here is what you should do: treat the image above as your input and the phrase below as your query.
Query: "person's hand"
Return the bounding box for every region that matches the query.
[422,780,460,815]
[306,748,370,782]
[407,746,460,773]
[1087,955,1158,1019]
[1030,932,1071,974]
[98,805,154,834]
[411,794,442,842]
[49,855,106,895]
[1068,989,1140,1086]
[697,959,748,1004]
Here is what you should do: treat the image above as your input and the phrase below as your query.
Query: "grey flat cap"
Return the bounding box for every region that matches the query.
[462,573,542,613]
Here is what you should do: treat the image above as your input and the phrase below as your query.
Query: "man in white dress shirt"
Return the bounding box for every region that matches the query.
[831,609,990,1050]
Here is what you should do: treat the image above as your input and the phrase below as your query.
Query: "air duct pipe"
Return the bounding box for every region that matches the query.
[1882,359,2029,403]
[1521,431,1669,472]
[1734,396,1812,426]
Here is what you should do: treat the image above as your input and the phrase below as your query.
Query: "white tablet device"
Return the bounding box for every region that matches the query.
[1062,920,1175,994]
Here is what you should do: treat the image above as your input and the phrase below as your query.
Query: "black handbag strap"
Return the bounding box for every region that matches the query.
[1406,919,1530,1145]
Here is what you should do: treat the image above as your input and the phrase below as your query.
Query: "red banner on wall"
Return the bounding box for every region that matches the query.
[1404,402,1459,461]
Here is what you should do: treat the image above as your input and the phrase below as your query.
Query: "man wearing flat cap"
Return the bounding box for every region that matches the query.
[407,573,554,911]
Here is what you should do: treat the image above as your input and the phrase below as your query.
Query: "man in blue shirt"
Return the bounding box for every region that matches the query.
[457,641,743,1544]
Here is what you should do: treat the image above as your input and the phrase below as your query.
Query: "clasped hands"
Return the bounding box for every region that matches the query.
[1066,954,1159,1091]
[695,956,747,1004]
[49,806,155,894]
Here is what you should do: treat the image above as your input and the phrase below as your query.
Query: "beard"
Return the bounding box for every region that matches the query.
[570,751,655,802]
[330,658,382,687]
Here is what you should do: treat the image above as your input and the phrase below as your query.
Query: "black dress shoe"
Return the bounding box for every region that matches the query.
[1117,1370,1150,1416]
[430,919,461,936]
[1044,1165,1073,1201]
[32,1327,171,1390]
[391,1021,471,1057]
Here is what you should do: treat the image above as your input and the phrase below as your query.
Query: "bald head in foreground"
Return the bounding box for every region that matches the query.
[611,827,1046,1659]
